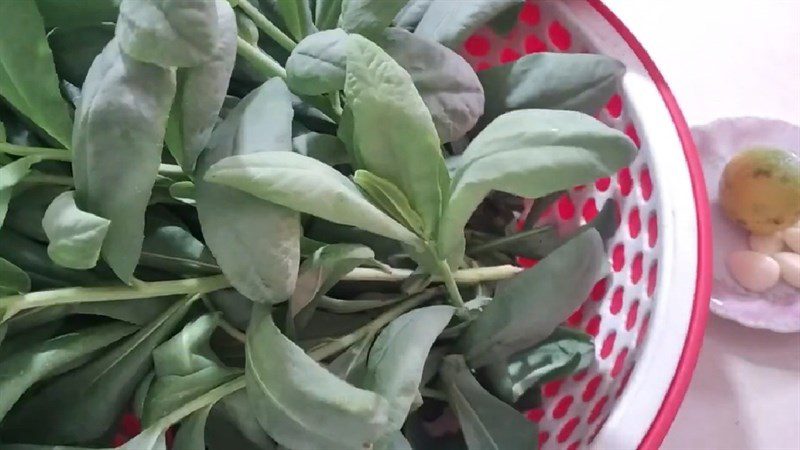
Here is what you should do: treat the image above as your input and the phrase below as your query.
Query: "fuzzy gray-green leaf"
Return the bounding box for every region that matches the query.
[195,78,301,304]
[438,109,636,259]
[0,257,30,295]
[440,354,538,450]
[0,322,135,421]
[414,0,523,49]
[71,39,176,283]
[42,191,110,270]
[339,0,408,35]
[116,0,219,67]
[286,28,348,95]
[459,229,607,368]
[477,52,625,131]
[0,0,74,148]
[365,305,454,430]
[245,306,390,450]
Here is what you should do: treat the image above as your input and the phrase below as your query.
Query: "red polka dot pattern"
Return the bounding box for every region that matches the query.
[455,3,663,447]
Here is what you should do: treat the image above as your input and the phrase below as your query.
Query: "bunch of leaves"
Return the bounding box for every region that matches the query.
[0,0,636,448]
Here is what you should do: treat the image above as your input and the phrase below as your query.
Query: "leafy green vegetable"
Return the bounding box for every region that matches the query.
[393,0,433,30]
[116,0,219,68]
[286,28,348,95]
[438,109,637,259]
[35,0,118,29]
[195,78,301,304]
[0,257,30,295]
[42,191,111,270]
[315,0,343,30]
[440,354,538,449]
[477,52,625,130]
[140,208,218,277]
[378,27,484,143]
[71,39,176,283]
[48,24,115,86]
[4,184,67,243]
[345,34,449,238]
[459,229,608,367]
[292,130,349,165]
[484,326,594,404]
[206,390,277,450]
[414,0,523,49]
[364,305,454,430]
[165,0,238,172]
[339,0,408,35]
[0,0,74,148]
[274,0,314,41]
[2,296,196,445]
[0,322,135,421]
[206,151,420,245]
[245,305,390,450]
[1,156,44,228]
[354,170,426,237]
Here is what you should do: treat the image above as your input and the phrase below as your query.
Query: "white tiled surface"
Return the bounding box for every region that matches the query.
[605,1,800,449]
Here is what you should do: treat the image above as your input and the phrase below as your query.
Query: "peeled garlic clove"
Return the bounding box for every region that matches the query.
[749,233,785,254]
[783,227,800,253]
[773,252,800,289]
[727,250,781,292]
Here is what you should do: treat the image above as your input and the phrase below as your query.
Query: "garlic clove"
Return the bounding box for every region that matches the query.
[726,250,781,292]
[749,233,785,254]
[773,252,800,289]
[783,227,800,254]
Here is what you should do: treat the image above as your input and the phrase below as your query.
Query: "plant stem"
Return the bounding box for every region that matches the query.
[236,37,287,79]
[0,142,70,161]
[234,0,297,52]
[308,288,443,361]
[329,91,344,117]
[20,173,74,186]
[0,143,186,179]
[0,275,230,323]
[340,265,522,284]
[436,259,466,308]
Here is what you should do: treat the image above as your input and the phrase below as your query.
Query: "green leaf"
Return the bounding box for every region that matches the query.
[0,322,135,421]
[484,326,594,404]
[172,405,213,450]
[437,109,636,259]
[206,288,253,331]
[35,0,118,29]
[364,305,454,430]
[2,296,196,445]
[344,34,448,238]
[393,0,433,30]
[167,181,196,205]
[375,432,413,450]
[275,0,314,41]
[71,39,176,283]
[140,207,218,277]
[116,0,219,67]
[133,371,156,419]
[245,306,390,450]
[0,0,74,148]
[292,131,349,165]
[327,331,376,384]
[314,0,343,30]
[378,27,484,143]
[0,257,30,295]
[288,243,377,335]
[142,313,239,426]
[48,24,114,86]
[459,229,607,368]
[195,78,301,304]
[205,151,420,245]
[42,191,111,270]
[339,0,408,35]
[165,0,238,173]
[1,156,44,228]
[236,10,259,45]
[285,28,348,96]
[414,0,523,49]
[5,184,67,242]
[0,230,109,289]
[439,354,538,450]
[353,169,426,237]
[206,390,277,450]
[477,52,625,131]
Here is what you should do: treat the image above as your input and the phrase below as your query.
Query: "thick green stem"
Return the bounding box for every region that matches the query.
[436,259,466,308]
[341,265,522,284]
[0,275,230,322]
[308,288,443,361]
[236,37,287,79]
[234,0,297,52]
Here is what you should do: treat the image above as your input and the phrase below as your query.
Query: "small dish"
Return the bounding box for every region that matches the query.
[693,117,800,332]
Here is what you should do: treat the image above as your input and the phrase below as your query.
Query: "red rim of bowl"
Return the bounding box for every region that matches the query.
[587,1,713,448]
